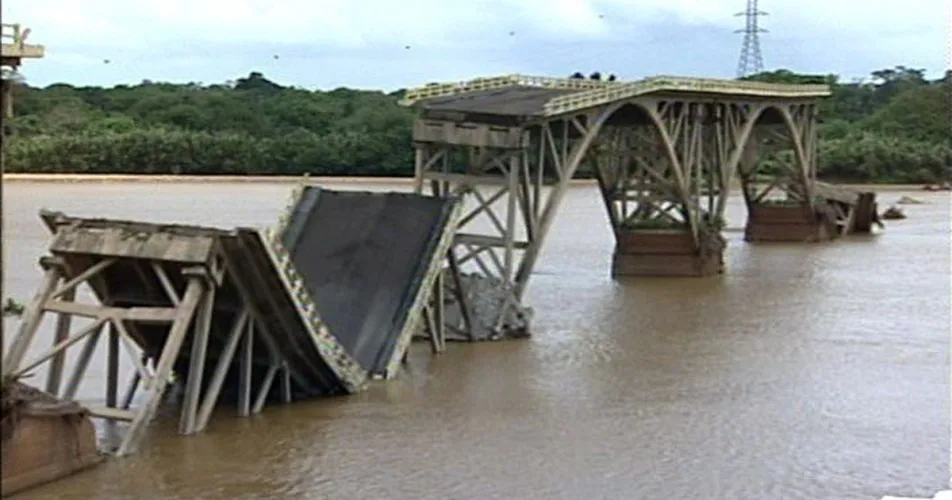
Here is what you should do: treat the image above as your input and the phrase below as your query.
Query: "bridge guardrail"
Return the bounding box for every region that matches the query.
[543,76,831,116]
[399,74,618,106]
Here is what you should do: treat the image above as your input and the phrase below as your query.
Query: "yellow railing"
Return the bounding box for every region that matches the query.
[2,24,26,48]
[1,23,44,59]
[399,74,619,106]
[543,76,831,116]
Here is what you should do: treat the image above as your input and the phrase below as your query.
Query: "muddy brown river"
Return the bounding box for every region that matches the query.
[2,180,949,499]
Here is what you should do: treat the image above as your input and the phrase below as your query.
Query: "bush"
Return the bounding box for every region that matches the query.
[6,128,417,176]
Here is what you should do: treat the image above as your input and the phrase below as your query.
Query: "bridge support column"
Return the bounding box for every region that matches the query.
[1,78,12,121]
[592,99,728,278]
[612,229,724,277]
[411,111,607,340]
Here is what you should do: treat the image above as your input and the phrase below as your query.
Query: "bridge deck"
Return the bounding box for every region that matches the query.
[813,181,880,233]
[419,86,576,117]
[401,74,832,118]
[278,187,460,378]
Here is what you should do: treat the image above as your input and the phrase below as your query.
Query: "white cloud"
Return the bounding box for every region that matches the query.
[3,0,947,87]
[5,0,948,48]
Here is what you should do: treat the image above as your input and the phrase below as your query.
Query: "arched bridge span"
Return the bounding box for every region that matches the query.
[400,74,873,341]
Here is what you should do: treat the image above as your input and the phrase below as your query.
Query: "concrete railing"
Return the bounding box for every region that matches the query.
[2,24,29,49]
[543,76,831,116]
[399,74,618,106]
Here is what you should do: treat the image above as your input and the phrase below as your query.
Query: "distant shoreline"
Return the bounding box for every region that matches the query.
[0,173,599,186]
[0,173,927,191]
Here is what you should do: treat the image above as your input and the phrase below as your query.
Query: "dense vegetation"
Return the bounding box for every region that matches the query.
[5,66,950,183]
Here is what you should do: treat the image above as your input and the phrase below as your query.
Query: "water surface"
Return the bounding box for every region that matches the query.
[3,180,948,499]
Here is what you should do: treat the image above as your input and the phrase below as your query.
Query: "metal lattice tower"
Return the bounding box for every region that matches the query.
[734,0,768,78]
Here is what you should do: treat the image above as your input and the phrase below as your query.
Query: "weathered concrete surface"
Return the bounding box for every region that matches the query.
[280,187,459,375]
[1,382,102,497]
[744,204,836,242]
[611,229,725,277]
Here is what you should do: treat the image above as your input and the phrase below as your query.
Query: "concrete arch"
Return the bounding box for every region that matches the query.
[726,103,811,183]
[734,103,813,202]
[597,98,691,195]
[515,99,698,293]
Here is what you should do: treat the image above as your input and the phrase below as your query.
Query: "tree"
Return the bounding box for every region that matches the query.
[6,67,948,183]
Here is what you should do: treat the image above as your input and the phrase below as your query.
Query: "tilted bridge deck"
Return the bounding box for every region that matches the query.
[276,186,461,378]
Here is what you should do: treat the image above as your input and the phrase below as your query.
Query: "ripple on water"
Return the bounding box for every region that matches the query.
[4,183,948,500]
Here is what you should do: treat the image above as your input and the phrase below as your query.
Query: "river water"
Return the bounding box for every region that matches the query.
[2,180,949,499]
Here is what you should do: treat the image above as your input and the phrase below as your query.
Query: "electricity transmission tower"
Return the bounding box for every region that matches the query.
[735,0,768,78]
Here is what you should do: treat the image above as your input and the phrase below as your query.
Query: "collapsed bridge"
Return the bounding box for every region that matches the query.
[2,188,459,456]
[2,73,882,462]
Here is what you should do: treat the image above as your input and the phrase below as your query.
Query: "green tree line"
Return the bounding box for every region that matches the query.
[4,66,950,182]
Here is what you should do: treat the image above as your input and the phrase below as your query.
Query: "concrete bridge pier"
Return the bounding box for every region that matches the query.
[595,98,833,277]
[590,100,737,278]
[408,108,606,339]
[611,228,725,277]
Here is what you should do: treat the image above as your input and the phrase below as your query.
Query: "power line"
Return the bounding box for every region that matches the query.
[734,0,768,78]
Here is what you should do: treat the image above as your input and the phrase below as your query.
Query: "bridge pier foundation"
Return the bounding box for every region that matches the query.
[744,203,836,242]
[611,229,724,277]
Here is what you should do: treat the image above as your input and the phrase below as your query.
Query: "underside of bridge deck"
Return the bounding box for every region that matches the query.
[400,74,833,340]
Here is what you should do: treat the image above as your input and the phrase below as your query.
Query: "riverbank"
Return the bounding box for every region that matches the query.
[0,173,931,192]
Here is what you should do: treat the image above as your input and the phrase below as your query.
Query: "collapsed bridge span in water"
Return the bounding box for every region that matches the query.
[2,187,459,456]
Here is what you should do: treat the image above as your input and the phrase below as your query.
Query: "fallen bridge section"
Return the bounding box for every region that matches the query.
[2,210,367,456]
[748,181,882,242]
[812,181,882,234]
[275,187,461,378]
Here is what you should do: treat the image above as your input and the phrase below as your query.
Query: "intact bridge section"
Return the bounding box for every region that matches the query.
[400,74,877,341]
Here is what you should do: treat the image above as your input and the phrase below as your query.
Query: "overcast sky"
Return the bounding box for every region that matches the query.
[4,0,949,90]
